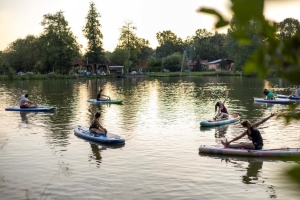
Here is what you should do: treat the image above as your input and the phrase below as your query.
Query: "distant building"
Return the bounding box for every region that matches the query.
[108,63,124,75]
[207,59,234,71]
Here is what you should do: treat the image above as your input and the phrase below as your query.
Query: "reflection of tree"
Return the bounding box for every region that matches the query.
[89,144,106,168]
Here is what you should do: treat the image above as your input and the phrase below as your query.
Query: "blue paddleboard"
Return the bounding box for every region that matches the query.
[5,106,57,111]
[74,125,125,144]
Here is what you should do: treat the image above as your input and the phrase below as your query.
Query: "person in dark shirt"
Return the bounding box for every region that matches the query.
[221,113,275,150]
[88,108,107,135]
[96,87,110,101]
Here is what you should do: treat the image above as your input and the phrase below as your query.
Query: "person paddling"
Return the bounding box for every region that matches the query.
[88,108,107,135]
[221,113,275,150]
[19,90,37,108]
[96,87,110,101]
[213,91,229,121]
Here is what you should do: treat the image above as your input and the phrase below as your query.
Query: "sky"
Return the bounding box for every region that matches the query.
[1,0,300,53]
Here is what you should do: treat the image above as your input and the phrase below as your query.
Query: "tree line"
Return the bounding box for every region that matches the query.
[0,1,300,75]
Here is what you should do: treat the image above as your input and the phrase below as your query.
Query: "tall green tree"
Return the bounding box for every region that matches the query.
[224,16,263,71]
[117,21,142,71]
[156,30,184,59]
[138,38,154,60]
[40,11,81,74]
[276,18,300,41]
[82,1,105,64]
[109,48,130,66]
[2,35,42,73]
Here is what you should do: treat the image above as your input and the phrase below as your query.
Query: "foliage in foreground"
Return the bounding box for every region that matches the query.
[199,0,300,186]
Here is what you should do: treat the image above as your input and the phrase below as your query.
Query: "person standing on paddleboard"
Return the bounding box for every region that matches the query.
[88,108,107,135]
[19,90,37,108]
[213,91,229,121]
[221,113,275,150]
[96,87,110,101]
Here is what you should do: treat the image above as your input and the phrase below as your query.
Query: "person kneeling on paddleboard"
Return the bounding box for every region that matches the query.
[263,89,275,100]
[213,91,229,121]
[221,113,275,150]
[19,90,37,108]
[88,108,107,135]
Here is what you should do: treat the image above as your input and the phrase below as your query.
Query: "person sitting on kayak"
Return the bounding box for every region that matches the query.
[19,90,37,108]
[221,113,275,150]
[213,91,229,121]
[88,108,107,135]
[96,87,110,101]
[263,89,275,100]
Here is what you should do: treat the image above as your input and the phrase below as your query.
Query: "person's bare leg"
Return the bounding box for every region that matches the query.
[221,141,255,149]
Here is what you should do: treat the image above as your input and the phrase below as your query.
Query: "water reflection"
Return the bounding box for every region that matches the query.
[222,157,277,198]
[200,154,278,198]
[199,124,230,138]
[89,144,105,168]
[20,111,29,123]
[87,141,125,168]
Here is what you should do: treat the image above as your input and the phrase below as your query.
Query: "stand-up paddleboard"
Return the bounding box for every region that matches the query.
[276,94,300,100]
[200,114,240,127]
[87,99,123,104]
[199,145,300,157]
[74,125,125,144]
[254,97,295,104]
[5,106,57,111]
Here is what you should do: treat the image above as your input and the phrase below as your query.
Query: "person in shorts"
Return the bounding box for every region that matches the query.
[221,113,275,150]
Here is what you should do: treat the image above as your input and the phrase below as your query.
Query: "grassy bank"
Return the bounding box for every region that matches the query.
[0,71,248,81]
[0,73,114,81]
[145,71,243,77]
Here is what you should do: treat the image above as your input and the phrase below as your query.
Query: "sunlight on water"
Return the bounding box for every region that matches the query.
[0,77,299,199]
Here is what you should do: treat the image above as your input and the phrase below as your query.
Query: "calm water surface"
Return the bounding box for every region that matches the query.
[0,76,299,199]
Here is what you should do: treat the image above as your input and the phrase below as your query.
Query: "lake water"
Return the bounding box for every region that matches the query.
[0,76,299,199]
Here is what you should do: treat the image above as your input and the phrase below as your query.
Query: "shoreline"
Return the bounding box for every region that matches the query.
[0,71,265,81]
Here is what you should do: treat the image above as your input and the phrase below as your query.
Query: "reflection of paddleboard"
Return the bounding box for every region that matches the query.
[253,97,295,104]
[276,94,300,100]
[87,99,123,104]
[199,145,300,157]
[5,106,57,111]
[74,125,125,144]
[200,114,240,127]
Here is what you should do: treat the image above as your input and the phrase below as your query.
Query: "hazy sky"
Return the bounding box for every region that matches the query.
[1,0,300,53]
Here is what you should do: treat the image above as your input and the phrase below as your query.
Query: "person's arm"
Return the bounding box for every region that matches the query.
[222,91,229,105]
[226,131,247,145]
[88,108,95,115]
[253,113,275,128]
[102,94,111,100]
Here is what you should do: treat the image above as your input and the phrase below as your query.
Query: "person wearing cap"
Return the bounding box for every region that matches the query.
[263,89,274,100]
[221,113,275,150]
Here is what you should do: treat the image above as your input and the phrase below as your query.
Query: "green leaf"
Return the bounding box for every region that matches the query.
[198,8,229,28]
